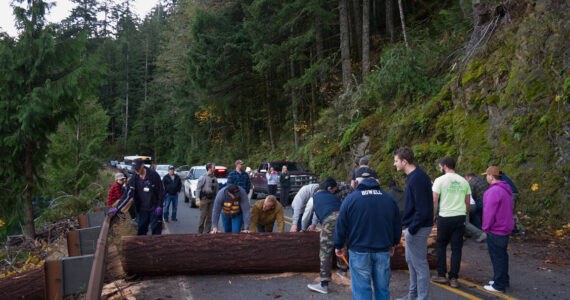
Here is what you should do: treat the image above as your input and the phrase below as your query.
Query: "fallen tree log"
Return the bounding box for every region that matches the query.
[0,267,44,300]
[122,229,437,275]
[121,232,321,275]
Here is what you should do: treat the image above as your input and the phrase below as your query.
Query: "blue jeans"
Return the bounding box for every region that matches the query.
[405,227,432,300]
[137,210,162,235]
[164,194,178,219]
[349,250,391,300]
[487,233,510,292]
[221,213,243,233]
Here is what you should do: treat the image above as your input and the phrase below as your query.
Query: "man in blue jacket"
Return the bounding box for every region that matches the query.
[334,168,402,300]
[393,147,434,300]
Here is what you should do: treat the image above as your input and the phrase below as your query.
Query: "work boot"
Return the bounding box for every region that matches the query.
[164,218,169,223]
[431,275,448,284]
[450,278,459,288]
[476,232,487,243]
[307,283,328,294]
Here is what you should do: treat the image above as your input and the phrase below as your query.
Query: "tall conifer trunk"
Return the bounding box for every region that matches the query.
[386,0,395,42]
[24,142,35,239]
[362,0,370,77]
[398,0,409,48]
[339,0,352,90]
[351,0,362,61]
[290,28,299,149]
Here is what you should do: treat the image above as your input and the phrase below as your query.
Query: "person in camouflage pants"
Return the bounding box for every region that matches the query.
[308,177,348,295]
[319,212,348,282]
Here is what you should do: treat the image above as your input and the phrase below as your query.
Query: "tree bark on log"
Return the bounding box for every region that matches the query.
[0,267,44,300]
[121,232,321,275]
[122,230,436,276]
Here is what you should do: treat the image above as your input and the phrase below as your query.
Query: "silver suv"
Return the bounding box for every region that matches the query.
[184,165,229,207]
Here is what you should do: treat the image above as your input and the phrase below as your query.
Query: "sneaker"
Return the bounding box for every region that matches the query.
[476,232,487,243]
[395,295,417,300]
[484,285,504,293]
[450,278,459,288]
[164,218,169,223]
[336,270,348,280]
[431,275,448,284]
[171,218,178,222]
[307,283,328,294]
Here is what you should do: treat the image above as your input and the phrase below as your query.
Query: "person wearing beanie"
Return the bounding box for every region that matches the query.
[307,177,348,295]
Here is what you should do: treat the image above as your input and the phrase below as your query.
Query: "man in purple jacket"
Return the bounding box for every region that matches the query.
[481,166,514,293]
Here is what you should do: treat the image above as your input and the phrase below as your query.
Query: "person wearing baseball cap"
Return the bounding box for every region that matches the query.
[481,166,514,293]
[107,173,127,207]
[211,184,251,233]
[109,157,165,235]
[227,159,251,196]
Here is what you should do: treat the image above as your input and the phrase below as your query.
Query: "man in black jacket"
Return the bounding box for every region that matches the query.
[110,158,165,235]
[162,165,182,222]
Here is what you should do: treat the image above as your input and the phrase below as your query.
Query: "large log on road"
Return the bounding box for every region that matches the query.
[121,229,437,276]
[121,232,321,275]
[0,267,44,300]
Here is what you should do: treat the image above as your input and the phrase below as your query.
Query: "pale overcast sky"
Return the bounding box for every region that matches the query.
[0,0,161,37]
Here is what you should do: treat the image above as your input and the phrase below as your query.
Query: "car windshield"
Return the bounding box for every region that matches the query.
[271,162,304,172]
[193,169,207,178]
[215,168,228,178]
[156,165,170,171]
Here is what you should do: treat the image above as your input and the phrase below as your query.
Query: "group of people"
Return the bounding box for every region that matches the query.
[107,147,517,299]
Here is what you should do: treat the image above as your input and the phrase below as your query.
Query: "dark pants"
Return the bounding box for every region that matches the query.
[279,187,290,207]
[436,215,465,279]
[137,210,162,235]
[256,224,274,232]
[470,200,483,229]
[268,184,277,196]
[487,233,510,291]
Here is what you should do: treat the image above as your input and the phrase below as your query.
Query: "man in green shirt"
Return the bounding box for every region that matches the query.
[431,157,471,288]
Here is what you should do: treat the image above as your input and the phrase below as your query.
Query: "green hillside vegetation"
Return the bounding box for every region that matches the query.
[0,0,567,240]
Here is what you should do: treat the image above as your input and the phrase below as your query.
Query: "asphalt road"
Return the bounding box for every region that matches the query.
[115,193,569,300]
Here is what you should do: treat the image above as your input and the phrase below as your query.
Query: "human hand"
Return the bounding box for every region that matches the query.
[307,224,317,231]
[211,227,219,234]
[389,247,395,257]
[335,248,344,257]
[290,224,298,232]
[155,207,163,217]
[107,208,118,215]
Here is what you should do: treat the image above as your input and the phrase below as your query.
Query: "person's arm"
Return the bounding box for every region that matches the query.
[156,172,165,207]
[464,194,470,215]
[276,205,285,232]
[408,179,433,234]
[227,171,235,184]
[240,189,251,232]
[301,198,314,230]
[266,172,271,181]
[176,175,182,192]
[350,180,356,190]
[195,175,205,198]
[211,191,223,233]
[432,192,439,222]
[249,204,259,232]
[482,191,498,232]
[393,201,402,246]
[290,192,303,231]
[245,173,251,192]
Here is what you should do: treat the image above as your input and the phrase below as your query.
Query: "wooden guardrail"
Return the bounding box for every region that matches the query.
[85,214,112,300]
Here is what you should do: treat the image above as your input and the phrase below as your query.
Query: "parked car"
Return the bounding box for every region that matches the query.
[109,160,119,168]
[252,161,317,204]
[155,164,171,179]
[184,165,229,207]
[175,165,191,179]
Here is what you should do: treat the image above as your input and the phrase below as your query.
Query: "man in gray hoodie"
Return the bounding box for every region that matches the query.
[289,183,320,232]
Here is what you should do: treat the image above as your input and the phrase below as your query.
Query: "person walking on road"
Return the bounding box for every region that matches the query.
[481,166,514,293]
[334,170,402,299]
[107,172,126,207]
[289,183,320,232]
[307,177,349,295]
[211,184,251,233]
[279,165,292,207]
[162,166,181,222]
[108,158,165,235]
[266,166,279,196]
[228,160,251,196]
[393,147,433,300]
[249,195,284,232]
[431,157,471,288]
[196,163,219,233]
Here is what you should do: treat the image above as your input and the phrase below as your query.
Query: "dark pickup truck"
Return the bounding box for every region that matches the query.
[252,161,318,203]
